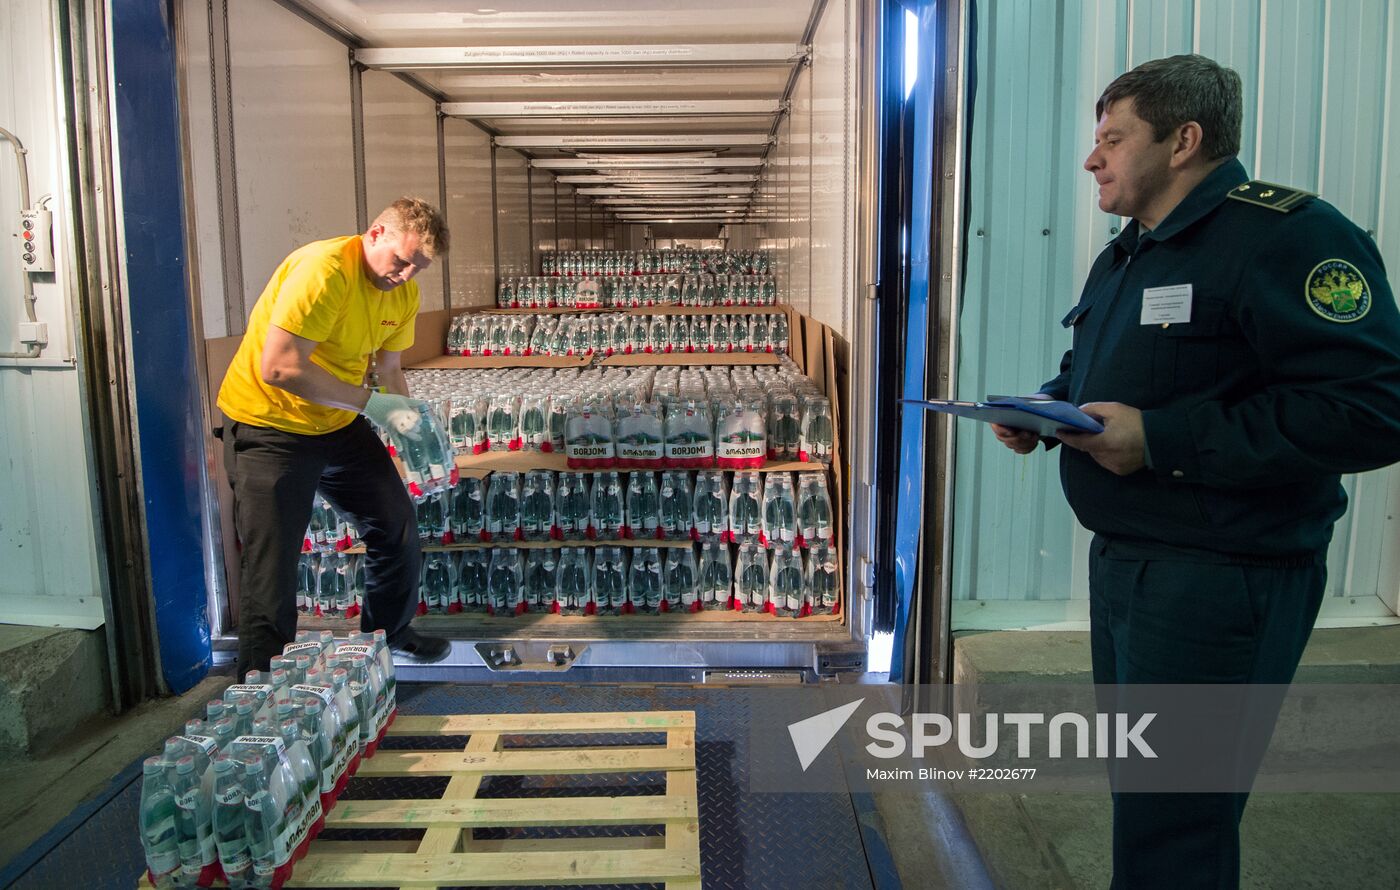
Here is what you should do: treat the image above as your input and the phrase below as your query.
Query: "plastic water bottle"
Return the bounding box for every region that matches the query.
[590,471,625,540]
[625,471,661,540]
[523,550,558,613]
[421,552,455,613]
[770,544,805,617]
[456,550,490,611]
[665,548,698,612]
[801,395,834,464]
[716,399,767,469]
[241,757,281,889]
[616,401,665,468]
[367,629,397,716]
[317,557,346,618]
[555,471,591,541]
[450,477,485,542]
[487,548,523,615]
[728,472,763,544]
[565,398,616,469]
[170,754,217,888]
[327,669,362,765]
[736,543,769,612]
[210,753,251,889]
[278,719,322,830]
[345,653,385,752]
[296,697,336,810]
[485,472,522,542]
[487,394,520,451]
[797,472,834,548]
[731,313,750,352]
[761,473,798,547]
[555,547,591,613]
[593,546,627,614]
[664,400,714,468]
[698,541,732,611]
[807,541,840,614]
[628,547,663,613]
[692,471,728,541]
[520,470,556,542]
[140,757,181,888]
[295,554,315,614]
[519,393,549,450]
[768,392,802,461]
[659,471,694,540]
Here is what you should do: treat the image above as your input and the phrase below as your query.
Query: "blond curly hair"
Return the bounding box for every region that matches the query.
[374,197,449,258]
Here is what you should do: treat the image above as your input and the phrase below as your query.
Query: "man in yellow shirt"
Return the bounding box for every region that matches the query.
[218,197,451,676]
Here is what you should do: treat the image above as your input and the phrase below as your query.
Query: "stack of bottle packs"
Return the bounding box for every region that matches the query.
[139,632,397,890]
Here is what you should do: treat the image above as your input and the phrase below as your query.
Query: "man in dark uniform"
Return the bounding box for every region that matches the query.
[992,55,1400,888]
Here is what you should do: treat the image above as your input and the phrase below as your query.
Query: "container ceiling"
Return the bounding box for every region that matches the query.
[293,0,823,222]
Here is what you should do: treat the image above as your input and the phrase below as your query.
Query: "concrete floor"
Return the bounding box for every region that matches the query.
[945,627,1400,889]
[0,673,231,879]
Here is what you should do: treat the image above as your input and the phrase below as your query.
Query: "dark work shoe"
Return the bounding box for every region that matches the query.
[387,627,452,664]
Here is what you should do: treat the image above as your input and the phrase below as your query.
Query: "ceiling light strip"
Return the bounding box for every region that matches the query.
[444,100,780,118]
[355,44,804,70]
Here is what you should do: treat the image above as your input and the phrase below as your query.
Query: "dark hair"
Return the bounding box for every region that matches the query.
[1096,54,1242,160]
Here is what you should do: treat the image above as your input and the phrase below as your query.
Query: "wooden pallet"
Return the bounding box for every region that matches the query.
[140,710,701,889]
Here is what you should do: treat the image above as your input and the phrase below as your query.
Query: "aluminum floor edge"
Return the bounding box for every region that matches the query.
[7,683,880,890]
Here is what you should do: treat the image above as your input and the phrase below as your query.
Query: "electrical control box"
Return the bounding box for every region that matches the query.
[19,209,54,273]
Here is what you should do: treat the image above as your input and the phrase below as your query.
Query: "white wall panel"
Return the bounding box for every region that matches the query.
[0,2,104,626]
[808,0,853,339]
[179,0,229,339]
[443,118,495,308]
[531,172,557,257]
[228,0,355,312]
[494,148,532,276]
[955,0,1400,611]
[790,67,813,318]
[361,70,443,311]
[557,184,577,251]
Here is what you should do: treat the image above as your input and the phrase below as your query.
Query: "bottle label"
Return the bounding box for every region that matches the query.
[214,786,244,806]
[322,732,355,792]
[232,735,286,756]
[337,644,373,657]
[179,735,218,756]
[291,683,334,705]
[227,684,273,698]
[717,441,764,460]
[282,641,321,657]
[567,443,615,459]
[666,442,714,459]
[618,442,664,461]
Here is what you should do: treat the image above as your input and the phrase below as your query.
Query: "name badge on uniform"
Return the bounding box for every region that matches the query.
[1141,284,1193,325]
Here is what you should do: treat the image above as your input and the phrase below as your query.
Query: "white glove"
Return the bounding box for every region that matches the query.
[364,391,424,437]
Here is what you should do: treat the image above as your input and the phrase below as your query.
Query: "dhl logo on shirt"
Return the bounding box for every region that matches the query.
[380,320,398,326]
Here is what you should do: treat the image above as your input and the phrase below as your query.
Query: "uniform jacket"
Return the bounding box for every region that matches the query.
[1040,158,1400,558]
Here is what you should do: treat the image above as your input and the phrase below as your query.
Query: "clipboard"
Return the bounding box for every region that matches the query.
[902,396,1104,436]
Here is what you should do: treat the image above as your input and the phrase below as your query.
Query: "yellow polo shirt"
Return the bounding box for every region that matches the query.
[217,235,419,435]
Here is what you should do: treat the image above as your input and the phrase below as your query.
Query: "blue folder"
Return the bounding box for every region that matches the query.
[902,396,1104,436]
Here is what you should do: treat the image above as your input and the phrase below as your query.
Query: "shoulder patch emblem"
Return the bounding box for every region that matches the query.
[1228,179,1315,212]
[1306,259,1371,323]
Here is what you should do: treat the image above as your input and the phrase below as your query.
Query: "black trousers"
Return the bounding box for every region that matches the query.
[223,414,420,677]
[1089,535,1326,890]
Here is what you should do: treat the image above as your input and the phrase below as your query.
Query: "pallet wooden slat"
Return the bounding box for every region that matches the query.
[358,746,692,777]
[291,849,701,886]
[140,709,702,890]
[389,710,695,735]
[328,794,697,828]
